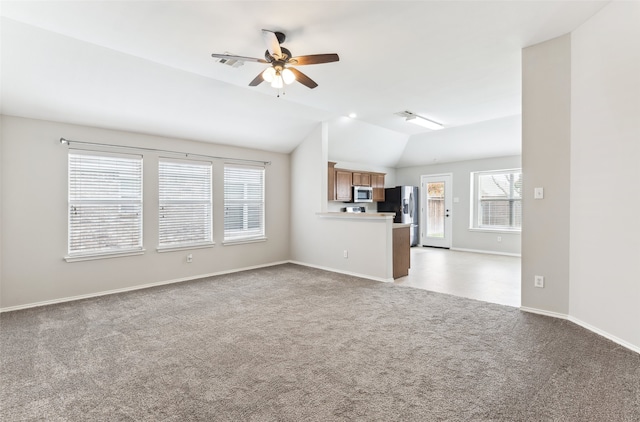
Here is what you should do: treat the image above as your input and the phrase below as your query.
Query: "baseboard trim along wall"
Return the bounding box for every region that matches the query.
[288,260,394,284]
[520,306,639,355]
[450,247,521,257]
[0,261,289,313]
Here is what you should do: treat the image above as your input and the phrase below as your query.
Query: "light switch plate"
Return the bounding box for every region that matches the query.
[534,187,544,199]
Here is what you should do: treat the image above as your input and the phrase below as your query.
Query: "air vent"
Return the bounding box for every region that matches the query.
[216,53,244,68]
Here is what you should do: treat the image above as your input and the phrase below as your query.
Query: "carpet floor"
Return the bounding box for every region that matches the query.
[1,264,638,421]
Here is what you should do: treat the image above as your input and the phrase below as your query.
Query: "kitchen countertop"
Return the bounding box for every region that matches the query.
[316,212,395,219]
[393,223,411,228]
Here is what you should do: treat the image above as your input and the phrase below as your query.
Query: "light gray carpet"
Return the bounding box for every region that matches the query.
[1,264,638,421]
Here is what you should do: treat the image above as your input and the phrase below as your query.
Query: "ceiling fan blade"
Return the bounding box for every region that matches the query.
[211,53,267,63]
[289,67,318,89]
[262,29,283,60]
[248,71,264,86]
[289,54,340,65]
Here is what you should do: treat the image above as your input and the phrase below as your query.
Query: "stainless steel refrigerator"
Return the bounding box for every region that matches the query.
[377,186,419,246]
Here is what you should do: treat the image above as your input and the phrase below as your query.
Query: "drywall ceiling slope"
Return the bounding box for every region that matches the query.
[0,1,608,156]
[0,18,332,153]
[328,117,409,168]
[396,115,522,168]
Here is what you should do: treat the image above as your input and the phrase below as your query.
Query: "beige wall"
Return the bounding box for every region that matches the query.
[521,1,640,352]
[396,155,522,255]
[0,116,290,309]
[521,34,572,315]
[569,1,640,350]
[290,122,393,281]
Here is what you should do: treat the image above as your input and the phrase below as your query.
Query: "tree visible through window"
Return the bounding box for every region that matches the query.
[472,170,522,230]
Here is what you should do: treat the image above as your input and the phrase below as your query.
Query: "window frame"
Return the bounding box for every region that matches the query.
[66,150,144,262]
[223,164,266,245]
[157,158,214,252]
[470,168,522,233]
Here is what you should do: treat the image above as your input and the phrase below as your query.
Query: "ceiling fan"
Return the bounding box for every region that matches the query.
[211,29,339,91]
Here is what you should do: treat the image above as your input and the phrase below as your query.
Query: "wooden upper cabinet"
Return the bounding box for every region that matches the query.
[328,163,385,202]
[335,170,353,202]
[371,173,385,202]
[328,162,336,201]
[352,172,371,187]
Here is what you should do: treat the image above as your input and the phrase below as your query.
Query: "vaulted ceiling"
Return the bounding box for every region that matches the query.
[1,1,608,167]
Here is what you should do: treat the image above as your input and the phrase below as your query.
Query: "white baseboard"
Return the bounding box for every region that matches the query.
[450,247,521,257]
[567,315,640,355]
[0,261,289,313]
[288,260,394,283]
[519,306,568,320]
[520,306,639,355]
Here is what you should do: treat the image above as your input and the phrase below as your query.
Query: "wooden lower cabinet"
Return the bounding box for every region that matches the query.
[393,226,411,279]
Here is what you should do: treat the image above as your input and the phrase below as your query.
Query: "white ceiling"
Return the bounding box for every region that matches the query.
[1,1,608,167]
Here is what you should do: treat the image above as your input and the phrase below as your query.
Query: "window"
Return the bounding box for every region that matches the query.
[68,151,143,259]
[471,169,522,231]
[158,159,212,249]
[223,164,265,243]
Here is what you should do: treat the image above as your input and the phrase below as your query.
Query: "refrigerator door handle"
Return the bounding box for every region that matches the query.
[409,193,414,218]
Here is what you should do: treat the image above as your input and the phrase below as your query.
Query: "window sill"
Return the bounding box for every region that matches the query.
[156,242,215,253]
[65,249,146,263]
[222,236,267,246]
[468,228,521,235]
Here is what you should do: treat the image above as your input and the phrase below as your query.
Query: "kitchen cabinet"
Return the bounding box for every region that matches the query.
[352,172,371,187]
[328,164,386,202]
[371,173,385,202]
[328,162,336,200]
[393,225,411,279]
[335,170,353,202]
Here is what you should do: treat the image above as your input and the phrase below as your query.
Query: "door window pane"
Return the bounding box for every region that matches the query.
[426,182,445,238]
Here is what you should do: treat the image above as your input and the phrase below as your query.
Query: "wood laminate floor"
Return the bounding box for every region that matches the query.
[395,247,521,307]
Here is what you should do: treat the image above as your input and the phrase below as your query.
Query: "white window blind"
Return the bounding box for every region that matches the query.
[68,151,143,257]
[159,159,212,248]
[223,164,265,242]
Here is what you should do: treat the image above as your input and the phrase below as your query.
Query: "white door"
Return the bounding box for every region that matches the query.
[420,174,453,248]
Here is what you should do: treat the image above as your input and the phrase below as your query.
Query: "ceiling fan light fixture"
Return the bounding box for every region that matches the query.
[271,75,284,89]
[405,115,444,131]
[262,67,276,82]
[282,68,296,85]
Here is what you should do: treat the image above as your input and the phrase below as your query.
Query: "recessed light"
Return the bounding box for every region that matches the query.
[348,113,357,119]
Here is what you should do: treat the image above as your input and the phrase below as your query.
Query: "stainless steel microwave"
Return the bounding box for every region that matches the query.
[352,186,373,203]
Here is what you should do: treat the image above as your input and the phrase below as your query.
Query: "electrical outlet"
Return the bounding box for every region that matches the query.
[343,250,348,259]
[534,275,544,288]
[497,236,502,242]
[187,253,193,263]
[534,187,544,199]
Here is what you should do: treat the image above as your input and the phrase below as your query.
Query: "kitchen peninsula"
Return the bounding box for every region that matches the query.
[316,212,411,279]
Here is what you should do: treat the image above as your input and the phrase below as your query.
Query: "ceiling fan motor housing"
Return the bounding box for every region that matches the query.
[265,47,291,62]
[274,31,286,44]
